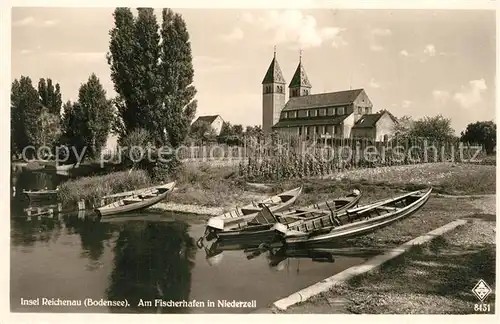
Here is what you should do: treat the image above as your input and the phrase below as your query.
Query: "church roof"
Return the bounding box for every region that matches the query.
[262,56,286,84]
[282,88,365,111]
[272,114,350,128]
[289,61,311,88]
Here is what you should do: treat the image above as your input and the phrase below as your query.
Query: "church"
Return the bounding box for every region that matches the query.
[262,51,396,141]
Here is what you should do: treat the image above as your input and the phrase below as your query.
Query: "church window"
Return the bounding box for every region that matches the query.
[358,106,363,114]
[365,107,370,114]
[326,125,333,134]
[319,109,326,116]
[338,107,344,115]
[298,127,303,136]
[304,89,309,95]
[327,108,334,116]
[298,110,307,118]
[289,111,297,118]
[315,126,319,134]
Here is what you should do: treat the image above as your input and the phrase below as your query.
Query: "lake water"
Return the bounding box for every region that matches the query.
[10,169,369,314]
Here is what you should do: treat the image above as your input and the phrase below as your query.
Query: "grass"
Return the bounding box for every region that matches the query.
[170,163,260,208]
[57,170,152,208]
[283,204,496,314]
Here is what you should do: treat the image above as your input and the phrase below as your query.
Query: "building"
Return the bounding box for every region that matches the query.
[262,52,397,140]
[191,115,225,135]
[351,110,398,141]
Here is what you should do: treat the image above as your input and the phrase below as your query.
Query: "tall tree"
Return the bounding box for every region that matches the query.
[77,73,114,158]
[11,76,42,157]
[133,8,163,143]
[160,9,197,147]
[107,8,138,138]
[461,121,496,154]
[60,101,88,162]
[38,78,63,115]
[107,7,197,148]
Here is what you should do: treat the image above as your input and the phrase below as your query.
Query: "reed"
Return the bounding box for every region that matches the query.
[57,170,152,208]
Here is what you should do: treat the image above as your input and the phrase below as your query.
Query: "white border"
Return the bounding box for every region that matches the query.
[1,1,498,324]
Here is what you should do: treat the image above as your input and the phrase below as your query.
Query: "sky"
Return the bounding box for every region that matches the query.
[11,7,496,134]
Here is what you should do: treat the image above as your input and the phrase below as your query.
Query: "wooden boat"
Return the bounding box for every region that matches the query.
[283,188,432,245]
[95,182,176,217]
[23,188,59,201]
[204,186,303,233]
[203,189,362,244]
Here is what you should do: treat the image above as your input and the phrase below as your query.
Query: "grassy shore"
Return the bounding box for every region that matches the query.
[283,204,496,314]
[57,161,495,213]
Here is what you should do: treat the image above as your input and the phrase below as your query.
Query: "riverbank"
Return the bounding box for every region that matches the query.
[280,195,496,314]
[53,161,495,215]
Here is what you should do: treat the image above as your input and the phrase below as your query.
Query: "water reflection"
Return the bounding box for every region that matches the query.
[63,213,114,260]
[106,221,196,313]
[203,239,381,272]
[11,214,63,247]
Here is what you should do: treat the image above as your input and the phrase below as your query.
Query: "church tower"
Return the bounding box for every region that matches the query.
[289,52,312,98]
[262,49,286,134]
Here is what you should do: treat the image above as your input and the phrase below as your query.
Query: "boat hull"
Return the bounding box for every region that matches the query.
[207,186,303,231]
[285,188,432,245]
[212,191,362,243]
[95,182,175,217]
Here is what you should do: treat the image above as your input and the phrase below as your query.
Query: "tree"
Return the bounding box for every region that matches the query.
[410,115,455,143]
[32,106,62,150]
[77,73,114,158]
[38,78,63,115]
[60,101,88,163]
[107,8,139,139]
[160,9,197,147]
[392,115,413,137]
[189,120,217,144]
[461,121,496,154]
[11,76,42,158]
[107,7,197,148]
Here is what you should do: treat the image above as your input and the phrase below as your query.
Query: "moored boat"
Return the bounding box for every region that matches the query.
[283,188,432,245]
[95,182,176,217]
[23,188,59,201]
[204,189,362,244]
[204,186,303,233]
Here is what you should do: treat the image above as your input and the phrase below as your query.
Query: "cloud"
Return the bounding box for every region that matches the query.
[219,27,244,42]
[242,10,347,49]
[13,16,59,27]
[370,44,384,52]
[20,49,33,55]
[367,27,391,52]
[12,16,35,26]
[424,44,436,56]
[400,49,409,56]
[402,100,413,109]
[368,78,381,89]
[432,90,450,103]
[453,79,488,108]
[49,51,106,62]
[371,28,392,36]
[43,20,59,26]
